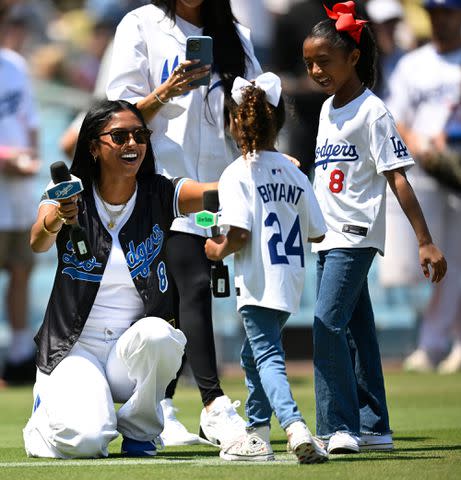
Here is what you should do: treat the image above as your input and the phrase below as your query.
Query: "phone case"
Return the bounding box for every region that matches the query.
[186,35,213,87]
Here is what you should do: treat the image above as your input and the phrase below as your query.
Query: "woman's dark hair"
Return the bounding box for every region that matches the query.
[151,0,248,97]
[226,87,285,158]
[309,18,377,89]
[70,100,156,189]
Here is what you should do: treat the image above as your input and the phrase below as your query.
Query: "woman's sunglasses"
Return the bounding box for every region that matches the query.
[98,128,152,145]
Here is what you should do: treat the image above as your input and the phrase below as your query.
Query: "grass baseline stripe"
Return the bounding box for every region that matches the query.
[0,455,297,468]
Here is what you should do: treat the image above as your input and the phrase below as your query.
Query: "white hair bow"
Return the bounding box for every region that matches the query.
[231,72,282,107]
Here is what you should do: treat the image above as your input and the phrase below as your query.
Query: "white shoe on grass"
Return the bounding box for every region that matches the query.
[403,349,435,373]
[220,426,274,462]
[360,433,394,451]
[199,395,247,446]
[160,398,202,446]
[327,432,360,454]
[286,421,328,464]
[438,343,461,374]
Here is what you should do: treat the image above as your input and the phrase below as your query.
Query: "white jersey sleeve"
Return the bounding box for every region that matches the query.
[218,160,252,232]
[369,111,414,175]
[385,57,413,124]
[106,9,185,119]
[106,12,151,104]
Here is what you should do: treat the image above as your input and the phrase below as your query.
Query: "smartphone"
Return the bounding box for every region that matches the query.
[185,35,213,87]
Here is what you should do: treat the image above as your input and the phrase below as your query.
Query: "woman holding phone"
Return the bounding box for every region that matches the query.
[107,0,262,448]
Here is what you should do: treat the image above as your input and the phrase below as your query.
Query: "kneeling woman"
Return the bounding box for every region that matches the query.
[24,100,217,459]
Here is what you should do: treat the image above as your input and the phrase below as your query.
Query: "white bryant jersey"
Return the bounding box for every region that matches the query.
[218,151,326,313]
[312,89,414,255]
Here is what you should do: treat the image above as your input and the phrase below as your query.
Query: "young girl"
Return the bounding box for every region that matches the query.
[205,72,328,464]
[303,1,447,454]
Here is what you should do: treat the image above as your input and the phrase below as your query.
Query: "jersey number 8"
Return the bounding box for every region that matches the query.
[329,168,344,193]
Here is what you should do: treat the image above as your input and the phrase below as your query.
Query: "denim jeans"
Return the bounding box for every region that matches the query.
[239,305,304,430]
[314,248,391,438]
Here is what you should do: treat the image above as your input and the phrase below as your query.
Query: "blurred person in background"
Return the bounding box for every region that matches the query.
[106,0,261,447]
[230,0,274,67]
[365,0,412,101]
[384,0,461,374]
[59,2,150,160]
[0,0,40,385]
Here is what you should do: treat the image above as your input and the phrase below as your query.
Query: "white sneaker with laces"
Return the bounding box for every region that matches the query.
[199,395,247,446]
[160,398,202,446]
[403,349,435,373]
[438,343,461,374]
[327,432,360,454]
[360,433,394,451]
[220,426,274,462]
[286,421,328,464]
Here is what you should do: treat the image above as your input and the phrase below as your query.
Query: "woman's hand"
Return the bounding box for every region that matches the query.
[57,195,79,225]
[161,60,211,100]
[283,153,301,168]
[137,61,212,121]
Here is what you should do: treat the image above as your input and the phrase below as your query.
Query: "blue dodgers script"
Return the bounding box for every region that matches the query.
[62,241,102,281]
[314,139,359,169]
[126,224,164,279]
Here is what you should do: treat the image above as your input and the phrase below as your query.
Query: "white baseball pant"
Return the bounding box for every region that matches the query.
[23,317,186,458]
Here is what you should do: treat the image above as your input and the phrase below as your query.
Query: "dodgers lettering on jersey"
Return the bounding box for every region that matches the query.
[314,138,359,169]
[126,224,164,280]
[257,183,304,205]
[62,240,102,282]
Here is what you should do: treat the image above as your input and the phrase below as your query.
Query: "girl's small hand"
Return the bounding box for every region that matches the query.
[419,243,447,283]
[163,60,211,99]
[56,195,79,225]
[205,235,226,261]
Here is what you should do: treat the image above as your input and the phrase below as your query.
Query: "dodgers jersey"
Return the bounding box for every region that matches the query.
[218,151,326,314]
[312,89,414,255]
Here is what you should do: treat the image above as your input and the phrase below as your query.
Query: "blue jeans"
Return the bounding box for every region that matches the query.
[239,305,304,430]
[314,248,391,438]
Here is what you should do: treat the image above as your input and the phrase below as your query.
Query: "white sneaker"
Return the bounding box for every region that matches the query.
[220,426,274,462]
[160,399,202,446]
[286,421,328,464]
[199,395,247,446]
[327,432,360,454]
[438,343,461,374]
[403,349,435,373]
[360,433,394,451]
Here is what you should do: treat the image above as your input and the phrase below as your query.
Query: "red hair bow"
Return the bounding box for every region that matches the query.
[324,1,367,44]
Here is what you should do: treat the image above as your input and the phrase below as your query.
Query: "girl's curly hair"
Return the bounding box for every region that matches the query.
[228,85,285,158]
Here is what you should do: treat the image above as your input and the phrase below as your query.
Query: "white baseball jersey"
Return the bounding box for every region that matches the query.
[0,48,39,231]
[312,89,414,255]
[218,151,326,314]
[106,4,262,237]
[387,43,461,141]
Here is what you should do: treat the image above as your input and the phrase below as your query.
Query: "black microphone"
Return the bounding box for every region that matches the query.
[203,190,230,298]
[50,161,93,261]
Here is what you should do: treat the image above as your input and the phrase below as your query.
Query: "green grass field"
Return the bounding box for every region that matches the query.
[1,371,460,480]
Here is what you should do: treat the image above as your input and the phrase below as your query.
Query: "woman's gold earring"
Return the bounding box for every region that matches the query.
[93,154,98,163]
